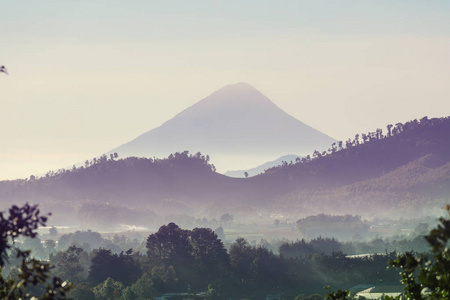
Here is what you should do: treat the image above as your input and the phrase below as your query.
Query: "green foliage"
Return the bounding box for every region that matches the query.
[295,294,325,300]
[69,282,96,300]
[50,245,89,284]
[146,223,231,294]
[119,287,135,300]
[49,226,58,237]
[146,223,193,268]
[205,283,219,300]
[280,237,342,257]
[326,288,350,300]
[58,230,105,250]
[130,273,156,299]
[0,203,72,299]
[229,238,285,298]
[88,248,141,286]
[296,214,369,240]
[190,227,229,288]
[93,277,125,300]
[0,204,48,266]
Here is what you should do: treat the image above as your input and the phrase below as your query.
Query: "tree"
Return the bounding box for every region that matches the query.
[326,289,350,300]
[205,283,219,300]
[50,246,89,284]
[387,124,393,137]
[88,249,118,285]
[88,248,140,286]
[189,228,229,289]
[0,65,8,75]
[146,223,193,291]
[69,282,96,300]
[331,142,337,153]
[361,133,368,143]
[394,122,403,135]
[146,223,193,268]
[44,239,57,257]
[220,213,233,225]
[92,277,125,300]
[229,238,254,284]
[376,128,383,139]
[49,226,58,237]
[45,239,56,249]
[0,203,72,299]
[214,226,225,240]
[312,150,320,159]
[130,273,156,300]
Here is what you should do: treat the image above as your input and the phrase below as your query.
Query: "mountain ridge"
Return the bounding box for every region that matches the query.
[1,116,449,224]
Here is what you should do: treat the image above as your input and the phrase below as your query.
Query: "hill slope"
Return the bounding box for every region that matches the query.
[1,116,449,223]
[262,116,450,217]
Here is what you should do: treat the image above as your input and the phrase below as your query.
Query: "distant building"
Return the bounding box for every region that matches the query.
[265,294,281,300]
[155,292,205,300]
[354,285,403,299]
[348,284,374,294]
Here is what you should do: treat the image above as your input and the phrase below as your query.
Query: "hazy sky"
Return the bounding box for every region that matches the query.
[1,1,450,180]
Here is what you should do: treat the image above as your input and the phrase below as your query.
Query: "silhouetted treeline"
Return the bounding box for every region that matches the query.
[0,151,235,218]
[295,214,369,239]
[268,116,449,169]
[5,223,418,299]
[279,235,429,259]
[264,116,450,188]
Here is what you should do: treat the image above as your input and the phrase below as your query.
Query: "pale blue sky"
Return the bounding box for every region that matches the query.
[1,1,450,179]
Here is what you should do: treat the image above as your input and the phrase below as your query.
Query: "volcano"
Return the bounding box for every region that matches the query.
[111,83,335,167]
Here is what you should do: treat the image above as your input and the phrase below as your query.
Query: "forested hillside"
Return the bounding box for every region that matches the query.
[1,116,449,221]
[261,116,450,217]
[0,151,237,208]
[263,116,450,188]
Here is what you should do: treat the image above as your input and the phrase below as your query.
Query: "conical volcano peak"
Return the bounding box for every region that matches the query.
[212,82,263,98]
[111,83,336,167]
[196,82,274,110]
[220,82,259,93]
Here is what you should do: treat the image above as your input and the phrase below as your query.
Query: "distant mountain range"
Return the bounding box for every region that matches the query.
[225,154,301,178]
[1,116,449,227]
[110,83,335,170]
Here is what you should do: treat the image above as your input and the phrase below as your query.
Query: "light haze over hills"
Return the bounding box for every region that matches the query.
[225,154,301,178]
[111,83,335,170]
[2,116,450,226]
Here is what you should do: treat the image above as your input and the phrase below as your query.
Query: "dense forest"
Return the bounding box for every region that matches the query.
[2,203,448,299]
[0,207,405,299]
